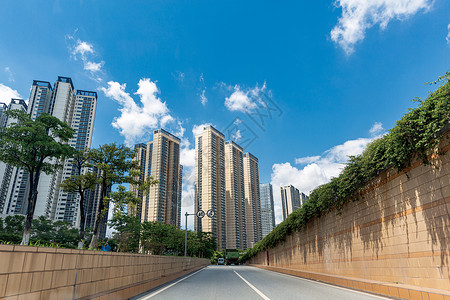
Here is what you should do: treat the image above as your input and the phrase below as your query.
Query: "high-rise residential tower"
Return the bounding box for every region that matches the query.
[281,184,307,220]
[259,183,275,238]
[51,89,97,224]
[195,125,226,250]
[243,152,261,248]
[0,77,98,229]
[132,129,182,228]
[224,141,246,250]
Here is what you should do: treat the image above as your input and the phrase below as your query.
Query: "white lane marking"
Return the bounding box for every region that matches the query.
[234,270,271,300]
[137,267,206,299]
[261,268,390,300]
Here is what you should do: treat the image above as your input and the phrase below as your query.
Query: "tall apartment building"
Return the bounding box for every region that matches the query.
[281,185,308,220]
[132,129,182,228]
[224,141,246,250]
[0,99,28,215]
[52,89,97,224]
[243,153,261,248]
[195,125,226,251]
[0,77,97,228]
[259,183,275,238]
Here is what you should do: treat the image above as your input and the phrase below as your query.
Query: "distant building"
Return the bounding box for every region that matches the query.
[224,140,246,250]
[194,125,263,250]
[195,125,226,251]
[132,129,182,228]
[259,183,275,238]
[281,185,308,220]
[243,153,261,248]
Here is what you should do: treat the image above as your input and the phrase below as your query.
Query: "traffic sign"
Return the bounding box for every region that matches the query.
[196,210,205,218]
[206,209,215,218]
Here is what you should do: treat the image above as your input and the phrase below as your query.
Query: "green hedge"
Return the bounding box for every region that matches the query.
[243,72,450,261]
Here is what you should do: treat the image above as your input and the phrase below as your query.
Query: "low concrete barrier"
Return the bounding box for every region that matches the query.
[0,244,209,299]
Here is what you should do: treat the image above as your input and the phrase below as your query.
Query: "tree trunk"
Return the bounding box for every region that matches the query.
[78,191,86,249]
[89,178,107,249]
[21,171,40,245]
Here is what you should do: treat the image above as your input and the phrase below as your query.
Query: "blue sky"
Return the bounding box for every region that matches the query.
[0,0,449,226]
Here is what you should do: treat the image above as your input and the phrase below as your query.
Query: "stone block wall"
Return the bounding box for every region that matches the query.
[0,245,209,299]
[250,131,450,293]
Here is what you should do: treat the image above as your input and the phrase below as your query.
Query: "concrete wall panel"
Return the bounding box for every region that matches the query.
[0,245,209,299]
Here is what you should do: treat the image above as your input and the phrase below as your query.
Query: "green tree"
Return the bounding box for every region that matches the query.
[108,185,144,253]
[0,110,75,245]
[59,150,98,249]
[140,221,183,255]
[53,220,79,248]
[86,143,149,249]
[0,215,25,243]
[109,214,141,252]
[31,216,56,243]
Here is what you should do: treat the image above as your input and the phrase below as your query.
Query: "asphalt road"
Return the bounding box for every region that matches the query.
[134,265,392,300]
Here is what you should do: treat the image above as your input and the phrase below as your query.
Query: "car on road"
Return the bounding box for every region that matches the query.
[217,258,225,265]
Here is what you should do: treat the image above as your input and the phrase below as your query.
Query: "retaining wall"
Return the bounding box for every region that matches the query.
[250,131,450,299]
[0,245,209,299]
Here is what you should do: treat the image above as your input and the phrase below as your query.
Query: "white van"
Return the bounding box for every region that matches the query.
[217,258,225,265]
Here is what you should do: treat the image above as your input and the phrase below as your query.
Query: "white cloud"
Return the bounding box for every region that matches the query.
[4,67,14,82]
[0,83,21,105]
[295,155,321,165]
[66,32,104,81]
[84,61,104,73]
[232,129,242,142]
[446,24,450,46]
[101,78,174,146]
[224,82,267,113]
[369,121,384,136]
[199,74,208,106]
[200,89,208,106]
[331,0,433,54]
[225,87,257,112]
[73,40,94,57]
[271,132,381,224]
[180,144,195,169]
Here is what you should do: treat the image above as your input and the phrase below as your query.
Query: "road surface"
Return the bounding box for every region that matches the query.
[134,265,391,300]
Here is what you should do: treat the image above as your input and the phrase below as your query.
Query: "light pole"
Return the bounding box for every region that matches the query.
[184,209,215,257]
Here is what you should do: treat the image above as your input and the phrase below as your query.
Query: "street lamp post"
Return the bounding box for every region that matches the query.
[184,209,215,257]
